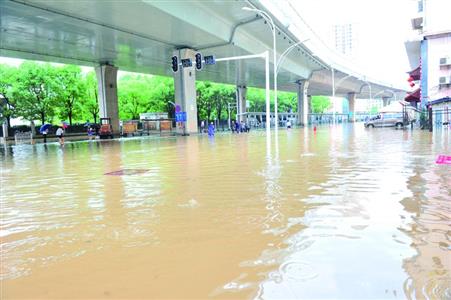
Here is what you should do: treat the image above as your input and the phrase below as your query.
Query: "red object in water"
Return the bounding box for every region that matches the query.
[436,155,451,165]
[409,82,415,87]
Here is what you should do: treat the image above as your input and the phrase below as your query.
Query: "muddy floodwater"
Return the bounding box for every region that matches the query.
[1,125,450,299]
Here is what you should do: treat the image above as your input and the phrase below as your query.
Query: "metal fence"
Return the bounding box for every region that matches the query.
[432,109,451,126]
[308,113,350,124]
[14,131,33,144]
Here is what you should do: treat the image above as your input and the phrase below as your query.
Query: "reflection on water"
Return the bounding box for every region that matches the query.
[0,125,450,299]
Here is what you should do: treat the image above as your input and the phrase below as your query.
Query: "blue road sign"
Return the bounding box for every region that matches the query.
[181,58,192,68]
[204,55,216,65]
[175,112,187,122]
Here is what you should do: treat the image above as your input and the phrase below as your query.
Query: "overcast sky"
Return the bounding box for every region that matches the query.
[288,0,415,87]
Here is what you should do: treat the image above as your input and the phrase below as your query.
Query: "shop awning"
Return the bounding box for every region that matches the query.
[407,65,421,81]
[405,88,421,102]
[429,96,451,106]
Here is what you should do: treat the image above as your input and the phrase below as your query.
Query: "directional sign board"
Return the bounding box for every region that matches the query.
[204,55,216,65]
[181,58,192,68]
[175,112,187,122]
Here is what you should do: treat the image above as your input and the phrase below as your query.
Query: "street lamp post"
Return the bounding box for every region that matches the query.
[331,73,354,125]
[360,79,372,103]
[216,52,271,135]
[275,39,310,76]
[243,6,278,131]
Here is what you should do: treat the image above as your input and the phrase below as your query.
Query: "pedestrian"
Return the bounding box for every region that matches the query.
[42,129,48,143]
[286,120,292,130]
[87,126,95,140]
[231,120,235,133]
[235,120,240,133]
[56,125,64,146]
[208,122,215,137]
[200,120,205,133]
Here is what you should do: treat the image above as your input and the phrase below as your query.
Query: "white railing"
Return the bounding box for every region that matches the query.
[14,131,33,144]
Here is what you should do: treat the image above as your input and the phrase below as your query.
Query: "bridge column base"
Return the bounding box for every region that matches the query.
[174,48,198,135]
[95,64,120,134]
[297,80,309,126]
[236,85,247,123]
[348,92,356,122]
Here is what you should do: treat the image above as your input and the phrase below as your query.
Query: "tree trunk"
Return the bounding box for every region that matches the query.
[196,105,200,126]
[217,107,222,122]
[30,120,36,137]
[40,112,45,125]
[6,115,11,134]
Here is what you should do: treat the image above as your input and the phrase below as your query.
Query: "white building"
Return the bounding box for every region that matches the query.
[333,23,358,59]
[404,0,451,112]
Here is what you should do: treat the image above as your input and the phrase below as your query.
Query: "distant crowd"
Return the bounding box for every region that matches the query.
[231,120,250,133]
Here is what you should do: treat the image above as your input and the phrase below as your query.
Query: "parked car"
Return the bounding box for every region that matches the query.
[364,113,406,128]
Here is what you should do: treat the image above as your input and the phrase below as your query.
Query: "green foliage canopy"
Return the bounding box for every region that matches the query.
[311,95,331,113]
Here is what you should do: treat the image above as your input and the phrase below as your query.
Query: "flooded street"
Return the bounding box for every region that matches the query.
[1,124,450,299]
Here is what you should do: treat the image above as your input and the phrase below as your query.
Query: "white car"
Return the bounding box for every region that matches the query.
[364,113,406,128]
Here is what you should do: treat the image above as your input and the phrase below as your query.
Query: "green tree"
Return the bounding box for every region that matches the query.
[118,74,153,120]
[370,106,378,114]
[0,64,18,131]
[278,91,297,112]
[12,62,59,124]
[311,95,331,113]
[55,65,85,125]
[246,87,267,112]
[196,81,215,121]
[147,76,175,115]
[80,71,100,123]
[210,83,234,122]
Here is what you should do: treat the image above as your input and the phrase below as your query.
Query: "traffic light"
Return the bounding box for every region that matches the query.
[195,52,202,70]
[171,56,178,73]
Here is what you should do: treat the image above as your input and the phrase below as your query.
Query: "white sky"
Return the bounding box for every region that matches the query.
[288,0,415,87]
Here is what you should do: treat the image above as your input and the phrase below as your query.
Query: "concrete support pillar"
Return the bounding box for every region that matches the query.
[296,80,310,126]
[348,92,356,122]
[173,48,198,134]
[382,97,390,107]
[236,85,247,122]
[95,64,120,134]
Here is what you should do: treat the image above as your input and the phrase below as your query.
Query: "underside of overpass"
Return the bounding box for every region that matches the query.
[0,0,406,132]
